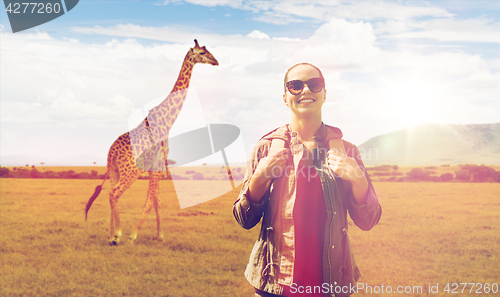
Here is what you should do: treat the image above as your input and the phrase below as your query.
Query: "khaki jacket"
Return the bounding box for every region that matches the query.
[233,124,382,297]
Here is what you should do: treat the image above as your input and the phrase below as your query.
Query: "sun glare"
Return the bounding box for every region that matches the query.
[388,81,440,127]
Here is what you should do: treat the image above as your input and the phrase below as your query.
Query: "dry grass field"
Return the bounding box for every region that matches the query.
[349,182,499,296]
[13,165,246,181]
[0,170,499,296]
[367,165,500,182]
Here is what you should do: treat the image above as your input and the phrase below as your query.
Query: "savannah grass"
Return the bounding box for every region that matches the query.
[0,176,499,296]
[0,178,256,296]
[349,182,499,296]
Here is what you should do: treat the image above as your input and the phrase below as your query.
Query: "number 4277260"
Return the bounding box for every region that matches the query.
[443,283,498,294]
[5,2,62,14]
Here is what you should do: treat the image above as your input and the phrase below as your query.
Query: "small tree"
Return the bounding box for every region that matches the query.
[29,168,41,178]
[455,170,470,182]
[494,171,500,183]
[0,167,10,177]
[440,173,453,182]
[407,168,431,181]
[78,172,91,179]
[471,166,497,182]
[192,172,204,180]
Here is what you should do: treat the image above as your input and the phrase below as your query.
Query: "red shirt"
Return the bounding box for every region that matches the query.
[283,165,327,296]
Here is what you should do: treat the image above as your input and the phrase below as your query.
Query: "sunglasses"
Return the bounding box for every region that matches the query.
[285,77,325,95]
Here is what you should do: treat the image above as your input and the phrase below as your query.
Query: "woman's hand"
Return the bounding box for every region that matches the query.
[247,148,288,203]
[327,149,364,182]
[255,148,289,181]
[327,149,369,204]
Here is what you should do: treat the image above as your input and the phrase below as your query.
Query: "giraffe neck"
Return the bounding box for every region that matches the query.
[171,54,195,94]
[146,53,195,141]
[160,53,195,123]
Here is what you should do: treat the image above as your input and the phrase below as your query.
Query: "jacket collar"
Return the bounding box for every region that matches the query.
[261,123,343,145]
[313,123,343,147]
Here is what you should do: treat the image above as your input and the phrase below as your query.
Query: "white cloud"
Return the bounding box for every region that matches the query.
[2,2,499,160]
[252,10,305,25]
[90,18,379,73]
[0,101,47,123]
[167,0,453,23]
[0,30,189,128]
[155,1,500,46]
[158,0,244,9]
[323,1,453,21]
[285,19,382,72]
[379,16,500,43]
[247,30,270,39]
[63,37,78,43]
[453,71,500,95]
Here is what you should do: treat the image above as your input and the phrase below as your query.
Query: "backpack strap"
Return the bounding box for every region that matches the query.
[269,138,286,156]
[328,138,346,156]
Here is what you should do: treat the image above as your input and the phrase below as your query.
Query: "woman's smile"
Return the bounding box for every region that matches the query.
[298,98,315,104]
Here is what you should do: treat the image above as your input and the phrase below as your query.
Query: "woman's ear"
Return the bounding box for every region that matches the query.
[283,93,289,107]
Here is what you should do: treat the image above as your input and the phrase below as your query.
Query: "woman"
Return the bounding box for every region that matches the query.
[233,63,382,297]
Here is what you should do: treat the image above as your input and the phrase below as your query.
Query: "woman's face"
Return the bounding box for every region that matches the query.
[283,64,326,119]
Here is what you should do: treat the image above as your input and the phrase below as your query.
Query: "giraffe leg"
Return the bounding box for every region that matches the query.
[108,163,120,244]
[109,207,115,241]
[154,197,164,241]
[109,196,122,245]
[129,172,162,242]
[153,172,164,241]
[109,170,140,245]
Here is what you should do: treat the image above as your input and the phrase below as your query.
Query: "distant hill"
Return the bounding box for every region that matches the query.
[358,123,500,166]
[3,123,499,168]
[0,154,107,167]
[0,154,245,168]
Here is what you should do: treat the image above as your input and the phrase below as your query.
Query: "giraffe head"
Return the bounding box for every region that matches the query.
[188,39,219,66]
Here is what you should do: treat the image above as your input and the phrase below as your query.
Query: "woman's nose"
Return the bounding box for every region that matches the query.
[302,83,312,94]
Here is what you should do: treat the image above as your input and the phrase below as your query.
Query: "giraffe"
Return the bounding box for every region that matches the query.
[85,40,218,245]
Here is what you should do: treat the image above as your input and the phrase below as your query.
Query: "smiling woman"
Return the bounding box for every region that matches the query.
[233,63,382,297]
[388,80,441,127]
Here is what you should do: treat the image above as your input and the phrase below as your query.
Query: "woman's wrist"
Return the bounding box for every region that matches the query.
[247,171,272,203]
[350,172,369,204]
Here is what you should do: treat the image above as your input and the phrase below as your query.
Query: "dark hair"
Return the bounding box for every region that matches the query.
[284,63,325,92]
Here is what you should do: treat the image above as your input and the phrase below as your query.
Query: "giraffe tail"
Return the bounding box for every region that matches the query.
[85,173,108,221]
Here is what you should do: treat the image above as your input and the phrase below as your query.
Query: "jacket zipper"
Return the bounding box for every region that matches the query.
[324,167,333,286]
[312,141,333,288]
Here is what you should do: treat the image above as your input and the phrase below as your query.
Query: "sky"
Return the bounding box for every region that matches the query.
[1,0,499,166]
